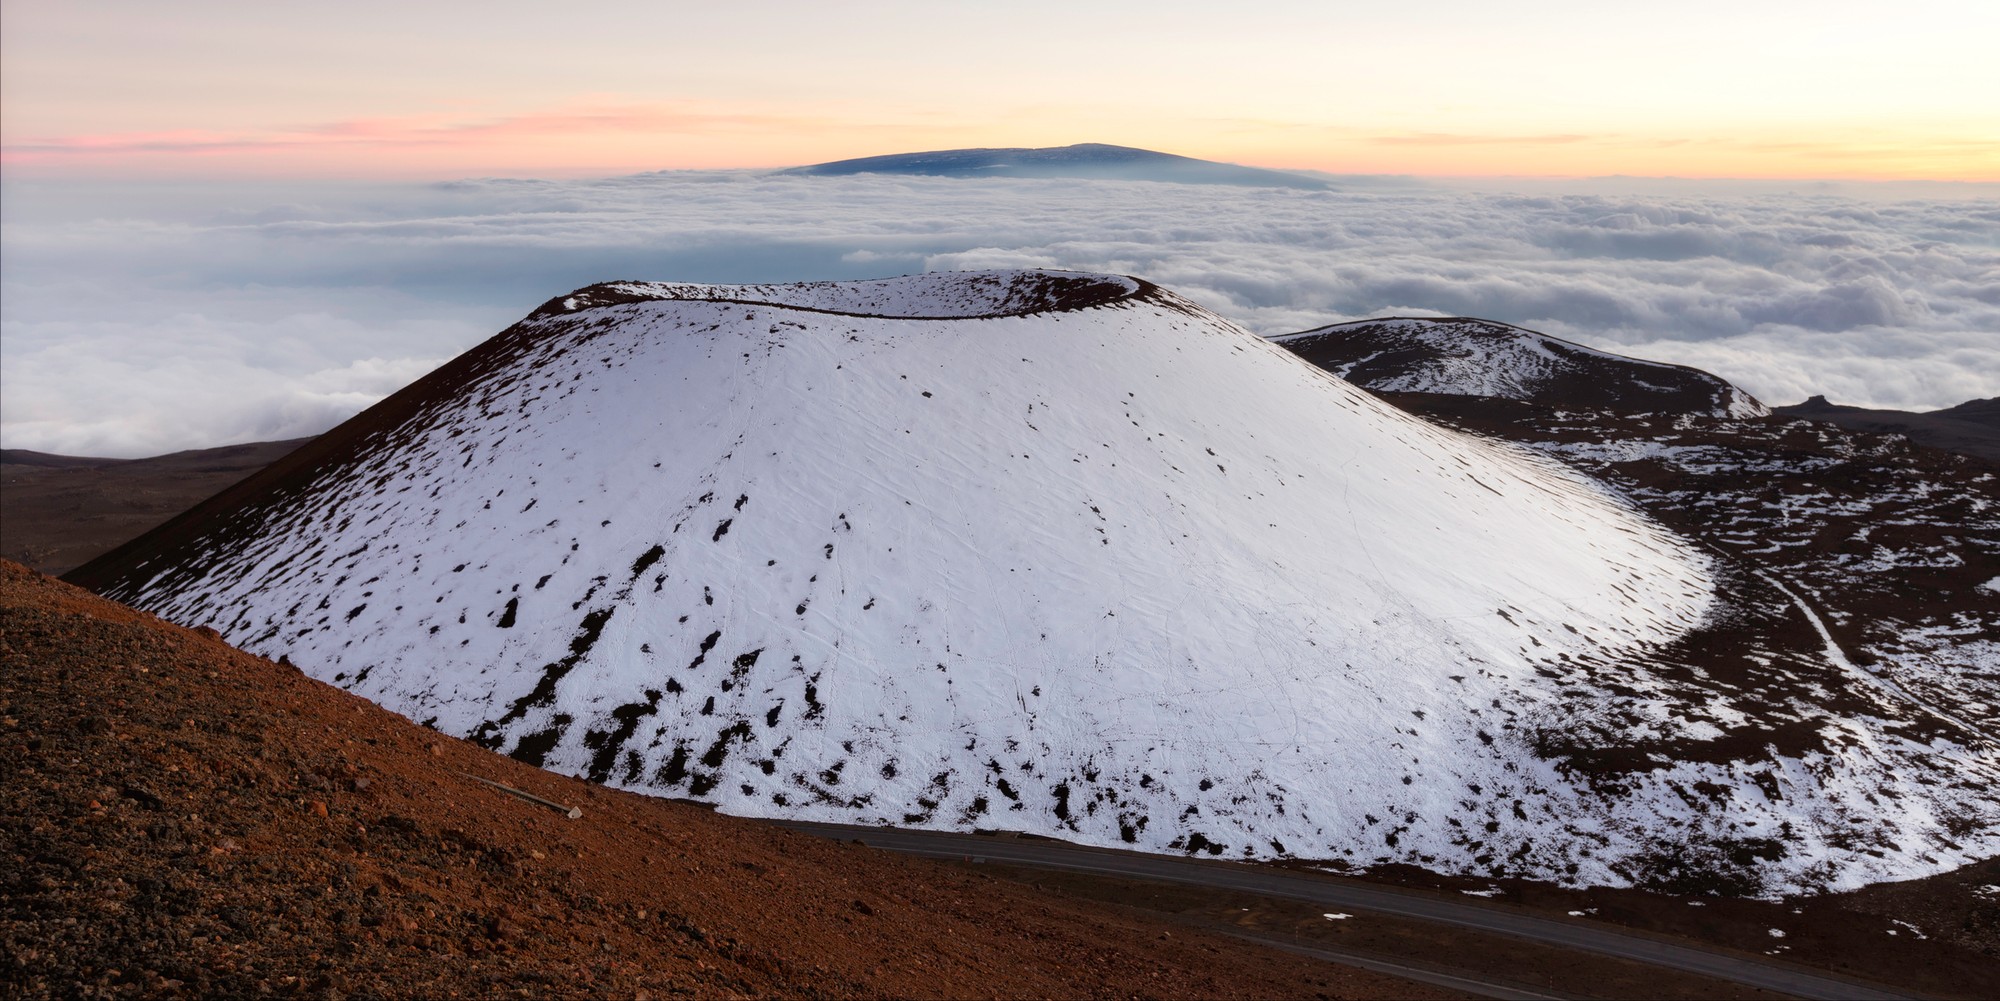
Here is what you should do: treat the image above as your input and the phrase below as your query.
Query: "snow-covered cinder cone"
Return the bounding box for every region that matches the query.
[75,270,1994,895]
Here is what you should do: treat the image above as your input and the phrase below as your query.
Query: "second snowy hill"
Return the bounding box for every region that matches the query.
[74,271,1996,895]
[1276,316,1768,417]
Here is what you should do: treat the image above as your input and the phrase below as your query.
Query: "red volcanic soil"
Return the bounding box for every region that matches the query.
[0,560,1442,1000]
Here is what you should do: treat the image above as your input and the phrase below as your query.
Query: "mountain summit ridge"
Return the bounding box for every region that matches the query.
[780,143,1330,189]
[1773,395,2000,462]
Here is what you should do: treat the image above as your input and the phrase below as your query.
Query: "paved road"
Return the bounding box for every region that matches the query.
[777,821,1909,1001]
[1205,928,1571,1000]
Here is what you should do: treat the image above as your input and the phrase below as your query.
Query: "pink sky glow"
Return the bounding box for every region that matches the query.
[6,102,1993,182]
[3,1,1996,181]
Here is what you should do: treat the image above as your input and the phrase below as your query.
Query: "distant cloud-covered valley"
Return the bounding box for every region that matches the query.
[3,171,1995,456]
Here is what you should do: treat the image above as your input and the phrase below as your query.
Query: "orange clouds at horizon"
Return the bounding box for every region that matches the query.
[7,0,1998,185]
[4,101,1995,183]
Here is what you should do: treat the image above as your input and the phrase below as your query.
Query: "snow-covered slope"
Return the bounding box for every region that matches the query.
[1276,317,1768,418]
[75,271,1994,895]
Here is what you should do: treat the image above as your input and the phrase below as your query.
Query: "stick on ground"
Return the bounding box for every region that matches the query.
[459,771,584,819]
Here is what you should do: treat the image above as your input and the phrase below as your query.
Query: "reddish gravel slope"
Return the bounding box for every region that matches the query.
[0,560,1442,1000]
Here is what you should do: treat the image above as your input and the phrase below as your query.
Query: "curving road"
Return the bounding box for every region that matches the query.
[776,821,1909,1001]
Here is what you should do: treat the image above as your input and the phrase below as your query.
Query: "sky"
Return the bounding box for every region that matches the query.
[2,1,1996,456]
[4,0,1998,181]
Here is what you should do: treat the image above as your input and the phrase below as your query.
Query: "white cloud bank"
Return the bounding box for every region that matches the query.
[3,172,1995,456]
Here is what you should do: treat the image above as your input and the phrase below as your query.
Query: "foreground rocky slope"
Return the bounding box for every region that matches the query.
[0,560,1427,999]
[68,271,1996,896]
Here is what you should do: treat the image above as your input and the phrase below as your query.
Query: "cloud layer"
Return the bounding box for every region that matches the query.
[4,172,1996,456]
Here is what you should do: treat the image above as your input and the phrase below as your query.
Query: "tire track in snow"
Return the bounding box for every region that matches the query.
[1755,570,1984,740]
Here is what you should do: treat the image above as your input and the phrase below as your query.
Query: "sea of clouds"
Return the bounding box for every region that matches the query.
[3,171,1995,456]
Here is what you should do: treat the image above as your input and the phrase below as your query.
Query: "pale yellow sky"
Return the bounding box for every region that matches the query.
[3,0,1996,180]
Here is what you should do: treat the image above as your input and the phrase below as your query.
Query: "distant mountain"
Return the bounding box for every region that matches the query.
[1773,396,1999,463]
[779,143,1329,189]
[1,438,311,576]
[1274,316,1767,418]
[67,270,1997,897]
[1,439,309,471]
